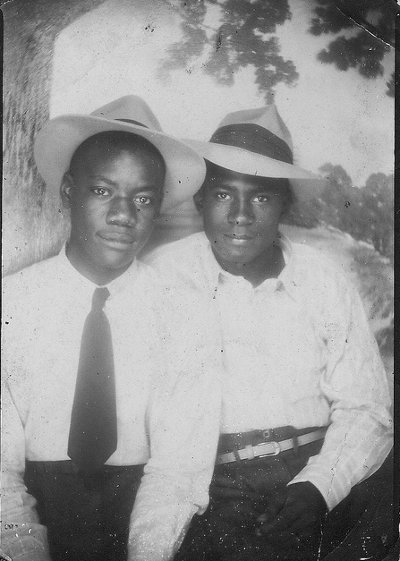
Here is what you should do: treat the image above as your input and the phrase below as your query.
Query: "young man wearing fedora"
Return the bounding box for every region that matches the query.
[1,96,222,561]
[146,105,394,560]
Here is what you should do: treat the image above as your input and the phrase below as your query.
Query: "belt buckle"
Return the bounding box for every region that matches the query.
[257,441,281,457]
[262,429,272,440]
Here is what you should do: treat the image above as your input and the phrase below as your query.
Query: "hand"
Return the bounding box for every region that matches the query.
[256,482,327,537]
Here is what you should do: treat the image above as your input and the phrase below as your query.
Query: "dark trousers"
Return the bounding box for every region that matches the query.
[175,444,395,561]
[25,461,144,561]
[320,450,395,560]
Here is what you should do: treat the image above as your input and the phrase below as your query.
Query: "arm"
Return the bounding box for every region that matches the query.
[257,271,393,539]
[128,288,222,561]
[289,275,393,511]
[1,382,51,561]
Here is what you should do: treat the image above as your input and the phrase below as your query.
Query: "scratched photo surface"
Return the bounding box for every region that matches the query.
[2,0,396,559]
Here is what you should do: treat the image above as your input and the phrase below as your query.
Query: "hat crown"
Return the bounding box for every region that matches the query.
[215,104,293,152]
[91,95,162,131]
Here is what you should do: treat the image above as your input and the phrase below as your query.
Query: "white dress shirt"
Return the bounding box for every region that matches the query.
[145,231,393,512]
[1,248,222,561]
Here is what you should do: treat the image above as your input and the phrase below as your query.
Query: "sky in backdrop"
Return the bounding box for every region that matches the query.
[50,0,394,186]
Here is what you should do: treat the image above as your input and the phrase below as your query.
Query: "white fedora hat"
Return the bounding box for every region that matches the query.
[184,105,325,202]
[34,95,206,211]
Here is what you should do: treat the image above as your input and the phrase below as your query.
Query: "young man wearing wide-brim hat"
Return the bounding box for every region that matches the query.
[146,105,394,560]
[1,96,222,561]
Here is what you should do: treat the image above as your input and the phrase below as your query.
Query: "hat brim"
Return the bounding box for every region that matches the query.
[184,139,326,202]
[34,116,206,211]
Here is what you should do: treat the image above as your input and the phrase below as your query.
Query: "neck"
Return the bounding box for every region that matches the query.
[215,242,285,287]
[66,245,132,286]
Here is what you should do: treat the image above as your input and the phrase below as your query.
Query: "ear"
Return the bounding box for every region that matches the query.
[193,188,204,214]
[60,172,75,208]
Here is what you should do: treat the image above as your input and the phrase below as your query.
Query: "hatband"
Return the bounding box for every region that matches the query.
[210,124,293,165]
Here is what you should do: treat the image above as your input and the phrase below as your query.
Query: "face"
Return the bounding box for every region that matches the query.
[62,142,164,285]
[196,167,287,277]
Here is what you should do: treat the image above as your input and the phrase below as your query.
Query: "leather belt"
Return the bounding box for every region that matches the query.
[25,460,145,475]
[216,427,327,465]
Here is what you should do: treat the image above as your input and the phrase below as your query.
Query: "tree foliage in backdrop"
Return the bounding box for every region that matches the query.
[284,163,394,262]
[160,0,298,102]
[161,0,395,101]
[309,0,396,97]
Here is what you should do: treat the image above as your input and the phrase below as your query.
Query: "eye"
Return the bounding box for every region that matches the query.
[134,195,153,206]
[253,194,270,203]
[92,187,110,197]
[215,191,231,201]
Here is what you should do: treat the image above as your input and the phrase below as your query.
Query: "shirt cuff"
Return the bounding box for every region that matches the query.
[288,463,349,511]
[128,502,198,561]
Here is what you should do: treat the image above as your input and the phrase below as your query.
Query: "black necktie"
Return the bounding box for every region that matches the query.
[68,287,117,472]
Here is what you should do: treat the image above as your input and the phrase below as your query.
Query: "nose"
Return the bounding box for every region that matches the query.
[228,198,254,226]
[106,197,137,227]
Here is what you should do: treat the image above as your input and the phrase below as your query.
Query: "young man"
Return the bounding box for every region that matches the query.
[146,105,394,560]
[1,96,221,561]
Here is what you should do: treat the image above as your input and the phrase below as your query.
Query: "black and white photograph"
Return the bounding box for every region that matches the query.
[2,1,397,560]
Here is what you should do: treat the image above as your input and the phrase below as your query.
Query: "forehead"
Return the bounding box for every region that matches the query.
[205,166,286,193]
[78,145,157,170]
[70,132,165,175]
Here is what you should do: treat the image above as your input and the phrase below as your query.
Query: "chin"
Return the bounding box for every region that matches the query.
[221,247,257,263]
[95,251,134,274]
[105,256,135,272]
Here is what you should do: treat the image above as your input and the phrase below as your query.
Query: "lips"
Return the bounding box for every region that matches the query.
[97,230,136,246]
[224,233,254,241]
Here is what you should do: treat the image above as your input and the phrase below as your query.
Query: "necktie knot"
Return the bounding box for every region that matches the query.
[92,287,110,312]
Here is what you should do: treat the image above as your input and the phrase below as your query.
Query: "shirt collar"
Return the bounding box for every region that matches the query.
[203,231,300,301]
[56,244,139,300]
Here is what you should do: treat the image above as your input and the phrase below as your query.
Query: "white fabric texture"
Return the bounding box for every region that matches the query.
[146,231,393,512]
[2,249,222,561]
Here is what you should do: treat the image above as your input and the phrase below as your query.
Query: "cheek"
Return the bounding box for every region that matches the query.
[255,206,283,227]
[70,199,105,237]
[203,204,228,230]
[136,207,158,228]
[70,202,88,226]
[75,205,99,228]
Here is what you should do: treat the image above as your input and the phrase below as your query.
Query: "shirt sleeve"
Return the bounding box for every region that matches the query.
[1,381,51,561]
[127,286,222,561]
[289,271,393,511]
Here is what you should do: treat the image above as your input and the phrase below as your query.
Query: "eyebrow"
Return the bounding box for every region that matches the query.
[207,181,235,190]
[87,175,162,192]
[87,175,117,186]
[208,181,277,194]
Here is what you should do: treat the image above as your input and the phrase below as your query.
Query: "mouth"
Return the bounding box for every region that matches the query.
[224,233,254,242]
[97,231,136,248]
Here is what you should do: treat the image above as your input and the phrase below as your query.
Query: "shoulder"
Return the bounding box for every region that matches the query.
[3,254,60,284]
[135,257,161,286]
[2,256,64,374]
[286,240,357,315]
[128,258,173,309]
[290,241,351,286]
[144,232,208,268]
[140,237,219,336]
[3,255,62,311]
[142,232,212,288]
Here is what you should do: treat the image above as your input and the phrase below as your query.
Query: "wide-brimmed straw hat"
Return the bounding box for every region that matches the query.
[34,95,206,211]
[184,105,324,202]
